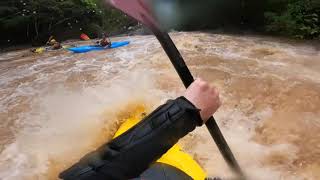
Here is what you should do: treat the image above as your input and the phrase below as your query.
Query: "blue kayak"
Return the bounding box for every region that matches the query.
[68,41,130,53]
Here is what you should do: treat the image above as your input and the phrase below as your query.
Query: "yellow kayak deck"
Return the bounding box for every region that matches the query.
[113,107,206,180]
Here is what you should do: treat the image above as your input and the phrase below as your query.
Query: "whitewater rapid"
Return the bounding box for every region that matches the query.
[0,32,319,179]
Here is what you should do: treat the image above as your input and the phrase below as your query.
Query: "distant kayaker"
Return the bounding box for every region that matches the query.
[60,78,221,180]
[52,42,62,50]
[46,36,57,46]
[46,36,62,50]
[98,33,111,47]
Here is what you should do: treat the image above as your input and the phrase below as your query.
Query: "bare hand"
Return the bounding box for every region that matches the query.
[184,78,221,123]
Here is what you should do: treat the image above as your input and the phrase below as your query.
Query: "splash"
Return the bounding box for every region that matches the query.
[0,33,319,179]
[0,68,169,179]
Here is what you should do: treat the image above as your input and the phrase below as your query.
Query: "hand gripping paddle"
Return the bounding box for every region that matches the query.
[107,0,246,179]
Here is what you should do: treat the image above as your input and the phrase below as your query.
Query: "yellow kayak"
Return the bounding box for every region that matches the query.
[113,106,207,180]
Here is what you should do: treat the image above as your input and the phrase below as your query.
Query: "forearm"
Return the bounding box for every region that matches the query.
[60,96,202,180]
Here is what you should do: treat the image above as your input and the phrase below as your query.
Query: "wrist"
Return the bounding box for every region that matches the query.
[178,96,203,126]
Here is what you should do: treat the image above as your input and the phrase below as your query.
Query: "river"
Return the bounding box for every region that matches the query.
[0,32,319,180]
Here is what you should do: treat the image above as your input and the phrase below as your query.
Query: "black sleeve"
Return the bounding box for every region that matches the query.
[59,96,203,180]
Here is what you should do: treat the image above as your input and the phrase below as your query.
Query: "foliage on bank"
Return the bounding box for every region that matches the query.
[0,0,134,46]
[166,0,320,39]
[265,0,320,39]
[1,0,319,46]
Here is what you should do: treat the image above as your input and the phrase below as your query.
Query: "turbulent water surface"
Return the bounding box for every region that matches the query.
[0,32,319,180]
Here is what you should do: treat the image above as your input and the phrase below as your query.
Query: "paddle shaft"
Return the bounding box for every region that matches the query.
[153,30,245,178]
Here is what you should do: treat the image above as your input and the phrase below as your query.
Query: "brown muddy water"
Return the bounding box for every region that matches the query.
[0,32,319,180]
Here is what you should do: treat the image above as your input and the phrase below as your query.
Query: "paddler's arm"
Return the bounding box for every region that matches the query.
[59,78,221,180]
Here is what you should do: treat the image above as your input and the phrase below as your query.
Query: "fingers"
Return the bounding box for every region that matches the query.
[195,78,210,91]
[217,95,222,107]
[213,86,222,108]
[184,78,222,123]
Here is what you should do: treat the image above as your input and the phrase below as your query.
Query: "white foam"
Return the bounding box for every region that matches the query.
[0,69,168,180]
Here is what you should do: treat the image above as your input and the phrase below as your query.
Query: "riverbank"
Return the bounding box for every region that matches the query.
[0,24,151,53]
[2,26,320,54]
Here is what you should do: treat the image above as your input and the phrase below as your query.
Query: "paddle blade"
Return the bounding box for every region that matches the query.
[107,0,160,31]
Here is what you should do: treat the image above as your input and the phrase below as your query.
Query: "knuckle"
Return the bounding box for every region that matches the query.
[211,86,218,95]
[197,77,203,82]
[198,79,205,84]
[215,89,220,96]
[200,82,209,90]
[194,79,202,86]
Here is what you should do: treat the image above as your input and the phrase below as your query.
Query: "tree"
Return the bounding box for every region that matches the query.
[0,0,108,45]
[265,0,320,39]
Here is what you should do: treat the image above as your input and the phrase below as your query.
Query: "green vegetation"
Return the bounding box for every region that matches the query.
[265,0,320,39]
[0,0,319,46]
[0,0,134,46]
[165,0,319,39]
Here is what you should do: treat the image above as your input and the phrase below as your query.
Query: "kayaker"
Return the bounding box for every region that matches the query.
[52,42,62,50]
[46,36,62,50]
[46,36,57,46]
[60,78,221,180]
[98,33,111,47]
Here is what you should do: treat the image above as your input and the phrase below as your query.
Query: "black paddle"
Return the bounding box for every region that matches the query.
[106,0,245,179]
